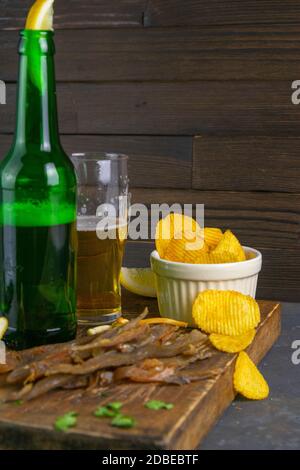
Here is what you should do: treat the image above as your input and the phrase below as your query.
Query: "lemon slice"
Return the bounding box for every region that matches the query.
[25,0,54,30]
[120,268,157,298]
[0,318,8,341]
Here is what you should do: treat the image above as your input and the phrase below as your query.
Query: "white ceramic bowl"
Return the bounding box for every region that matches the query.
[150,247,262,326]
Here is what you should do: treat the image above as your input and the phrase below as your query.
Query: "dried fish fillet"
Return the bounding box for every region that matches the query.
[1,311,214,402]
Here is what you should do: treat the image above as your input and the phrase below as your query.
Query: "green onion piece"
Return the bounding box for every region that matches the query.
[111,414,136,428]
[94,406,116,418]
[145,400,174,411]
[54,411,78,432]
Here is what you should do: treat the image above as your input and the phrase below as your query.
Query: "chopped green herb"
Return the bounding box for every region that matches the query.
[94,401,123,418]
[13,400,23,406]
[111,414,136,428]
[108,401,123,411]
[145,400,174,411]
[93,402,135,428]
[94,406,116,418]
[54,411,78,432]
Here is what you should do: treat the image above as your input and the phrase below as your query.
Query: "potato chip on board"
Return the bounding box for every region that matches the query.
[209,329,256,353]
[212,229,246,263]
[192,290,260,336]
[234,351,269,400]
[155,213,201,258]
[204,227,223,249]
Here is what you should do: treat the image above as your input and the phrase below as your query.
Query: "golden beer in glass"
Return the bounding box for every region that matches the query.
[72,153,129,325]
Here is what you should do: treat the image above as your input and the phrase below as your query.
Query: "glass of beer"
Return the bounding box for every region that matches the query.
[71,153,129,325]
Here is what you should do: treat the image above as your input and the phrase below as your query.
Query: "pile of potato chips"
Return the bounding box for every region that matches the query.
[155,213,246,264]
[155,214,269,400]
[192,289,269,400]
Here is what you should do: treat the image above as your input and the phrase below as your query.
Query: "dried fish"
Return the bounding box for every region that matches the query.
[73,308,149,353]
[91,324,150,351]
[18,375,72,401]
[1,309,215,402]
[7,348,72,385]
[46,329,208,376]
[114,340,213,384]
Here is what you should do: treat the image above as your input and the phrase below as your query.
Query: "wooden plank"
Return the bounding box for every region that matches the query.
[123,241,300,302]
[1,81,297,136]
[0,134,192,189]
[0,0,146,30]
[0,301,281,450]
[4,0,298,30]
[145,0,300,26]
[2,25,300,81]
[256,248,300,302]
[193,136,300,193]
[130,189,300,250]
[61,135,192,190]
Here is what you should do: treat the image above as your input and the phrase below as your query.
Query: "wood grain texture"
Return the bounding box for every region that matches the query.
[0,134,192,189]
[257,248,300,301]
[2,25,300,81]
[1,82,296,136]
[62,135,192,189]
[193,136,300,193]
[130,189,300,250]
[145,0,300,26]
[124,241,300,302]
[3,0,299,29]
[0,300,281,450]
[0,0,147,30]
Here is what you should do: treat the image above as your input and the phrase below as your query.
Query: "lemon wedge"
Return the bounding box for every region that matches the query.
[0,318,8,341]
[25,0,54,30]
[120,268,157,298]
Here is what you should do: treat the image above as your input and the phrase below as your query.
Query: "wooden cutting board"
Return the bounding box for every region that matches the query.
[0,298,281,450]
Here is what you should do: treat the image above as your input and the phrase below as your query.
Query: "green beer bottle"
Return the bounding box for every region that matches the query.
[0,29,77,349]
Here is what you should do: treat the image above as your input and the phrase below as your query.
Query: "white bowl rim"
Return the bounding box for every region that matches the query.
[150,246,262,281]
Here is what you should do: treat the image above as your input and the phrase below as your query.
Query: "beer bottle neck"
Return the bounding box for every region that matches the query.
[14,30,61,152]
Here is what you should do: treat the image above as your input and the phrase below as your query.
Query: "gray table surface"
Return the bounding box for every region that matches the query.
[199,302,300,450]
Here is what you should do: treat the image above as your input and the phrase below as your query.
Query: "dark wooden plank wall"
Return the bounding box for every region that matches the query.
[0,1,299,301]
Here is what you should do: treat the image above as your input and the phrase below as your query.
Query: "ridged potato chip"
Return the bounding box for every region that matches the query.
[164,230,208,263]
[155,213,201,258]
[193,252,214,264]
[234,351,269,400]
[192,290,260,336]
[212,230,246,263]
[209,329,256,353]
[194,252,233,264]
[204,228,223,249]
